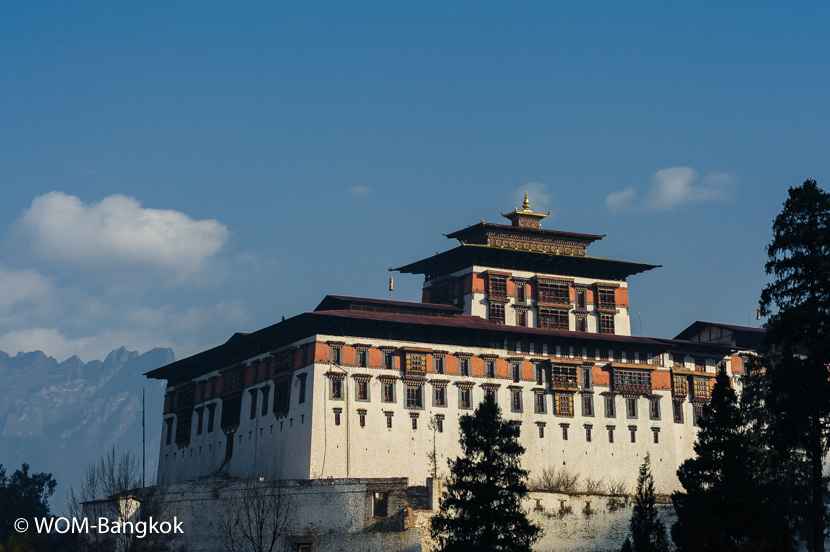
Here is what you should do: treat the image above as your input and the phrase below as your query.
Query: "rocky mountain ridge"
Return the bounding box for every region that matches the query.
[0,346,175,514]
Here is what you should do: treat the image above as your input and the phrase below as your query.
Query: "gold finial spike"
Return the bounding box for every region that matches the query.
[522,192,530,211]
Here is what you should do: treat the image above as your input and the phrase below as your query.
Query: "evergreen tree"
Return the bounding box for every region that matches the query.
[430,400,540,552]
[626,454,669,552]
[672,368,795,552]
[760,179,830,552]
[0,463,56,544]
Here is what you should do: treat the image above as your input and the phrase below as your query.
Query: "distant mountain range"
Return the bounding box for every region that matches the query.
[0,347,174,515]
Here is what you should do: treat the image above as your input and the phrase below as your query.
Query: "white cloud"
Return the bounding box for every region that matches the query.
[349,186,372,196]
[512,182,553,213]
[605,167,735,214]
[12,192,229,283]
[0,264,53,312]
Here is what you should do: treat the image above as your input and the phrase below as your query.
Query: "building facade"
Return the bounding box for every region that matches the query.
[147,196,745,494]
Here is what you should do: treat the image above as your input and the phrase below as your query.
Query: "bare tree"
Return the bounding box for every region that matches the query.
[67,448,173,552]
[221,475,294,552]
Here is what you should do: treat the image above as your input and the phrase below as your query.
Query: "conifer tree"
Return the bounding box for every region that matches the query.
[430,400,540,552]
[625,454,669,552]
[672,368,794,551]
[760,179,830,551]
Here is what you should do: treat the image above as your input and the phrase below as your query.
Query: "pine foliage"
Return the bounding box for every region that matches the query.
[672,368,794,551]
[626,454,669,552]
[430,400,540,552]
[760,179,830,551]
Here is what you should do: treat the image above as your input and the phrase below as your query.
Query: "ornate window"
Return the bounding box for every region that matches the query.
[554,393,574,417]
[597,288,616,310]
[333,408,342,426]
[358,409,366,428]
[551,364,578,388]
[613,368,652,395]
[431,280,454,305]
[537,280,570,305]
[434,356,445,374]
[405,352,426,374]
[599,314,615,334]
[273,352,293,375]
[357,349,368,368]
[488,274,507,299]
[561,424,569,440]
[672,375,688,398]
[539,308,569,330]
[692,377,712,402]
[511,362,521,383]
[694,358,706,372]
[490,303,506,325]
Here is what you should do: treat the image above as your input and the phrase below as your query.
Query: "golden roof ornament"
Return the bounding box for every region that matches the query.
[500,193,551,229]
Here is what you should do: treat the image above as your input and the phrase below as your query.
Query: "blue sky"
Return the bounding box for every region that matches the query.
[1,2,828,362]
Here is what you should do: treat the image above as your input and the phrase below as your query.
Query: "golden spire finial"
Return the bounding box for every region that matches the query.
[522,192,530,211]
